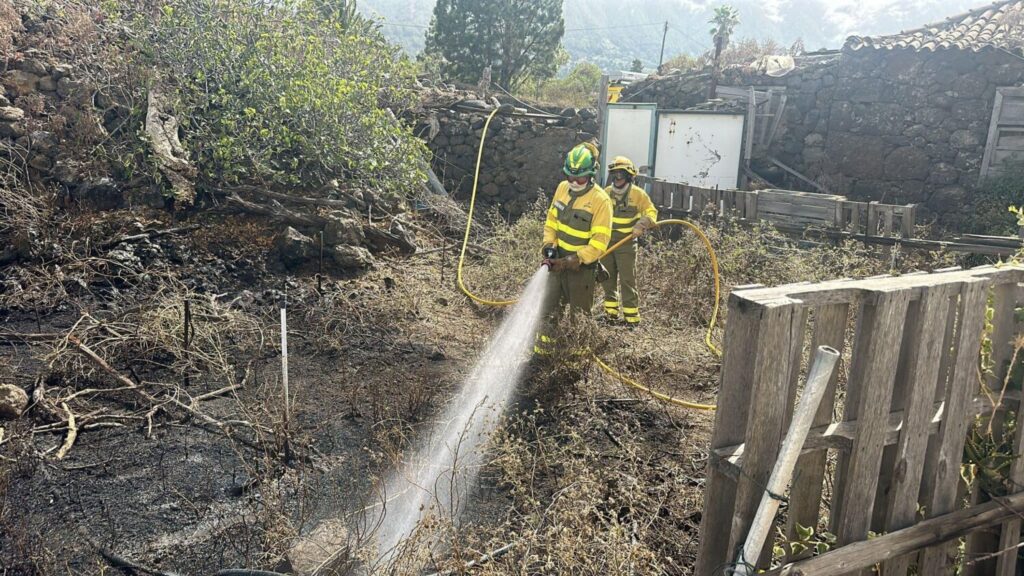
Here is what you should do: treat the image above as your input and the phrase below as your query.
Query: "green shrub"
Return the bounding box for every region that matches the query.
[966,166,1024,236]
[123,0,428,204]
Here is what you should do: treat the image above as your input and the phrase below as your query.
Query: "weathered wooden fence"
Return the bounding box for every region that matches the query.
[644,179,916,239]
[695,264,1024,575]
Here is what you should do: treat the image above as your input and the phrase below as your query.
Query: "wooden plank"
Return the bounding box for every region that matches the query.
[867,202,880,238]
[649,180,665,206]
[849,203,861,234]
[694,298,768,575]
[919,288,962,511]
[759,89,773,145]
[830,298,876,535]
[981,88,1005,182]
[833,290,912,552]
[882,208,894,237]
[757,200,835,219]
[731,266,1024,311]
[881,283,957,576]
[759,190,845,208]
[745,86,756,166]
[993,280,1023,576]
[901,205,916,238]
[745,190,758,221]
[919,279,990,573]
[766,94,788,148]
[785,303,850,560]
[767,491,1024,576]
[727,305,799,571]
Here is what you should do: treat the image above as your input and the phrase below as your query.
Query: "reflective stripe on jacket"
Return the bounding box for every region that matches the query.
[543,181,613,265]
[605,184,658,243]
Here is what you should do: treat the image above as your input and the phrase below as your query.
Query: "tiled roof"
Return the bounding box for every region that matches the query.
[844,0,1024,53]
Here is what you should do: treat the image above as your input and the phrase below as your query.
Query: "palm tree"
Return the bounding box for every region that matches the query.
[707,5,740,100]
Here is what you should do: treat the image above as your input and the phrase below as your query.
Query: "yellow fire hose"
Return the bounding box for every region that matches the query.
[454,108,720,411]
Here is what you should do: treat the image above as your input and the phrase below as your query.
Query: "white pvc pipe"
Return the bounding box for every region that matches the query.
[735,345,841,574]
[280,304,290,426]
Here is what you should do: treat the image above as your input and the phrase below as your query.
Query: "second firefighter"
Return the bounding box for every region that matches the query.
[600,156,657,326]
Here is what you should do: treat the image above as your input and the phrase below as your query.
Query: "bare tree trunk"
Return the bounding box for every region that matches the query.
[707,35,725,100]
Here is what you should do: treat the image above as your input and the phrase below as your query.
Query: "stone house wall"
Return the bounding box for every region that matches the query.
[424,108,601,219]
[623,49,1024,225]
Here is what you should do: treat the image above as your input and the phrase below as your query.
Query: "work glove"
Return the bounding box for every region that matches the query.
[547,255,580,273]
[633,217,655,238]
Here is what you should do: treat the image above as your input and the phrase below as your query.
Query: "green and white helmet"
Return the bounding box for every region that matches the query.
[563,144,598,177]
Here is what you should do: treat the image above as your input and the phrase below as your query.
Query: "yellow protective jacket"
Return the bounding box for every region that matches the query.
[543,181,613,265]
[605,183,658,243]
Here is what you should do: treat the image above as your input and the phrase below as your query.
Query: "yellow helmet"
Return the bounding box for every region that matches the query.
[608,156,637,177]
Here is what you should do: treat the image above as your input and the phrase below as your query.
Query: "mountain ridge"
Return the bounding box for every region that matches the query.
[360,0,985,73]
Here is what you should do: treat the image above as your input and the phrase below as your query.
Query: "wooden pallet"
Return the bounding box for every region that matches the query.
[643,179,916,239]
[694,264,1024,576]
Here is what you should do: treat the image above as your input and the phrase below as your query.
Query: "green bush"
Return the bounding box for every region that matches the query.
[966,166,1024,236]
[518,61,602,108]
[124,0,428,203]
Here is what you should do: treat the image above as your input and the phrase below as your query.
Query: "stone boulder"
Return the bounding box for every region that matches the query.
[0,106,25,121]
[16,57,48,76]
[270,226,374,274]
[323,213,365,246]
[269,227,317,271]
[326,245,373,272]
[884,147,930,180]
[2,70,39,96]
[0,384,28,420]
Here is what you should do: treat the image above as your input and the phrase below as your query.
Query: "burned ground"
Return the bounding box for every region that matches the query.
[0,195,952,575]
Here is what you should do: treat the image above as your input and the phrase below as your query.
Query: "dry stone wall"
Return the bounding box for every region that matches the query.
[622,49,1024,225]
[424,107,601,219]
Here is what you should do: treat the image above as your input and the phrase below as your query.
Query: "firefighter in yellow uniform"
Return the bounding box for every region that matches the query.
[535,143,613,354]
[600,156,657,327]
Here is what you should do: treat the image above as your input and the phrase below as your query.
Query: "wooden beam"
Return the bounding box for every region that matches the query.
[767,157,829,194]
[785,304,849,560]
[712,392,1021,479]
[919,279,989,573]
[766,491,1024,576]
[694,299,766,575]
[882,283,957,575]
[728,305,799,570]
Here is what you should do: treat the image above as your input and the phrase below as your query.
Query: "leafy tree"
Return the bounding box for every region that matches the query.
[132,0,426,203]
[523,61,602,107]
[707,4,740,99]
[630,58,643,73]
[425,0,565,90]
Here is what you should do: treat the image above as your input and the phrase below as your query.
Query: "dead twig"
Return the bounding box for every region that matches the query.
[99,224,201,249]
[55,401,77,460]
[0,332,62,344]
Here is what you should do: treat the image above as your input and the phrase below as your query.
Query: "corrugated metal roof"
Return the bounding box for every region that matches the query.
[844,0,1024,54]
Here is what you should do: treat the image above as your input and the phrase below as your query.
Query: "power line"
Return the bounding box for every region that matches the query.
[564,21,666,32]
[379,22,430,29]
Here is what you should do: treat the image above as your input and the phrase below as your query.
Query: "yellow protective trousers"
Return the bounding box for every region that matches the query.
[600,240,640,324]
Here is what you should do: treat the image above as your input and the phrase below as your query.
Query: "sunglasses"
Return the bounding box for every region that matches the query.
[566,175,589,185]
[611,172,628,181]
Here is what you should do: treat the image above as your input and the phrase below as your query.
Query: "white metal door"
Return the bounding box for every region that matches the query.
[653,112,744,188]
[601,104,656,185]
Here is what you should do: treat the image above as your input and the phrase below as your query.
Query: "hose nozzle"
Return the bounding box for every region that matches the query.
[542,246,557,270]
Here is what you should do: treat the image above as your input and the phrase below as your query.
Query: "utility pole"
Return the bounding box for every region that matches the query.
[657,21,668,74]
